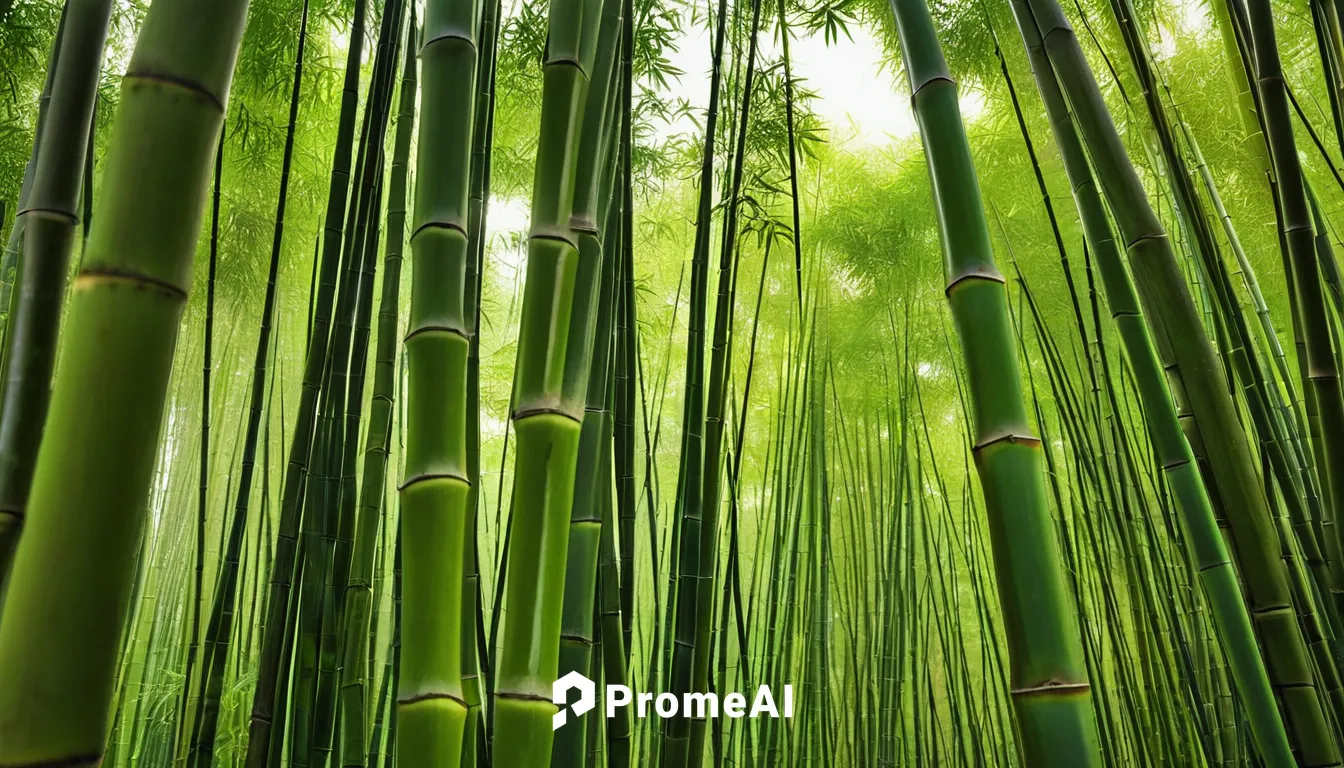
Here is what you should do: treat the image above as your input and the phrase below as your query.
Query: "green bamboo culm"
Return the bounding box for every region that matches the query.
[490,0,606,759]
[0,0,249,759]
[1246,0,1344,588]
[185,2,310,761]
[0,2,66,349]
[551,0,624,761]
[459,1,501,763]
[398,0,481,760]
[245,0,368,757]
[0,0,112,582]
[1006,0,1296,762]
[662,0,730,756]
[1012,0,1344,761]
[886,0,1103,764]
[339,9,417,766]
[688,0,762,757]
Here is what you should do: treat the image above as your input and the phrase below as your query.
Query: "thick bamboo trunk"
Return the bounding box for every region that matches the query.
[0,0,249,760]
[489,0,604,762]
[397,0,482,761]
[887,0,1102,763]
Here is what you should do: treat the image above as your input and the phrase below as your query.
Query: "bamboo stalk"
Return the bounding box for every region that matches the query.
[0,0,111,580]
[1012,0,1344,761]
[887,0,1102,763]
[488,0,606,759]
[396,0,483,760]
[0,0,249,759]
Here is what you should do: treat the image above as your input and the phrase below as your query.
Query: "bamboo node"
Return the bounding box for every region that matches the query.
[14,206,79,224]
[398,471,469,492]
[420,28,477,51]
[76,266,188,300]
[543,55,585,76]
[404,323,469,342]
[911,73,956,99]
[512,405,582,424]
[972,432,1041,452]
[398,691,468,708]
[944,269,1006,297]
[1009,680,1090,698]
[495,690,557,704]
[411,220,467,239]
[1123,232,1168,251]
[123,70,226,113]
[570,214,598,234]
[530,229,580,249]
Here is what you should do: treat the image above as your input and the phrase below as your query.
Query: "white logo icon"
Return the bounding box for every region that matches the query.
[552,670,596,730]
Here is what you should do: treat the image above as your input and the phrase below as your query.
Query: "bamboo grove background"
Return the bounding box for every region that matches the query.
[7,0,1344,764]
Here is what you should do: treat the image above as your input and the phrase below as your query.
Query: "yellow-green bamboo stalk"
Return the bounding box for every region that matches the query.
[397,0,482,762]
[490,0,606,761]
[0,0,249,760]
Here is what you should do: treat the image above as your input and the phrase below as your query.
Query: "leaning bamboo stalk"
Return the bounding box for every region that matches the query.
[552,2,625,763]
[887,0,1102,763]
[663,0,731,760]
[0,0,249,760]
[1007,26,1295,750]
[0,0,111,580]
[688,0,763,759]
[245,0,368,757]
[0,3,67,348]
[1111,0,1344,685]
[599,405,632,768]
[1013,0,1344,762]
[488,0,605,760]
[1246,0,1344,619]
[291,26,395,754]
[176,132,222,764]
[461,0,501,762]
[613,0,638,665]
[311,4,406,759]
